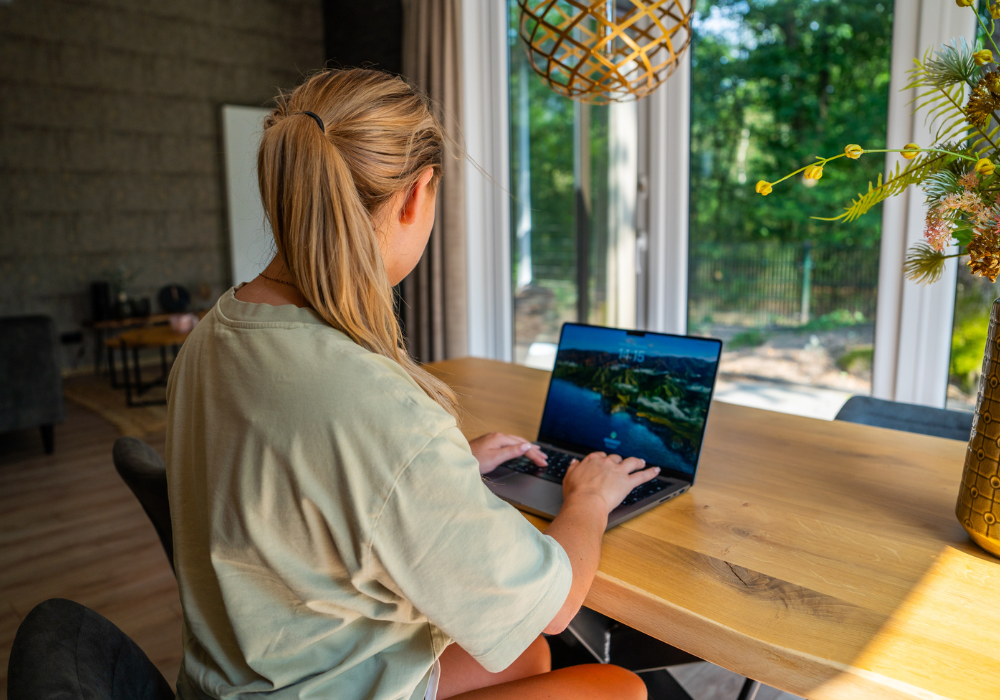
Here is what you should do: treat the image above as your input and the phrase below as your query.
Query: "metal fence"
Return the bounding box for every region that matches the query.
[688,241,880,327]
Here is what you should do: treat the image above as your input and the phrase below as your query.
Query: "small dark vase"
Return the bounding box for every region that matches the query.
[957,297,1000,558]
[131,297,151,317]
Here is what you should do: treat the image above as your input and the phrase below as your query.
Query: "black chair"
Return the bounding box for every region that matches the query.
[0,315,66,454]
[557,608,761,700]
[113,437,174,572]
[7,599,174,700]
[835,395,973,441]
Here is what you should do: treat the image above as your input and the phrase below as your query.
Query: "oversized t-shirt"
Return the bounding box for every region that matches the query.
[165,288,572,700]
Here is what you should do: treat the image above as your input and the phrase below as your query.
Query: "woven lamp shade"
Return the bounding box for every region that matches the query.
[516,0,693,105]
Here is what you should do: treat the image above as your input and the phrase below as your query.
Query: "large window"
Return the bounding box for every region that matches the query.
[507,2,638,369]
[496,0,971,415]
[687,0,894,418]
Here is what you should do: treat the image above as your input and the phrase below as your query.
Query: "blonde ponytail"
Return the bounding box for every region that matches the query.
[258,69,459,418]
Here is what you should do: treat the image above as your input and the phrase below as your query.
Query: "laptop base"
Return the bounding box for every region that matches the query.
[487,465,690,530]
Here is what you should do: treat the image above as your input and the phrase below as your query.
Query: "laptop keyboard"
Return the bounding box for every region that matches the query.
[499,446,673,508]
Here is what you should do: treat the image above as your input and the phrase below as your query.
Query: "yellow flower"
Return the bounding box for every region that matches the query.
[844,144,864,159]
[803,164,824,180]
[992,3,1000,19]
[901,143,920,160]
[957,0,975,7]
[976,158,996,176]
[755,180,773,196]
[975,49,994,66]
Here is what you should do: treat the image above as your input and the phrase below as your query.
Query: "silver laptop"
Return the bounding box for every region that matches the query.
[485,323,722,529]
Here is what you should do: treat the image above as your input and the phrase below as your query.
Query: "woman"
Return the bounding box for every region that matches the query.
[166,69,658,700]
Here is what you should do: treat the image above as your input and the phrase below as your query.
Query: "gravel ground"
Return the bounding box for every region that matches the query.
[697,323,875,393]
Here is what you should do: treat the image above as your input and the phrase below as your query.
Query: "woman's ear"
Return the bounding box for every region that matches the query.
[399,167,437,226]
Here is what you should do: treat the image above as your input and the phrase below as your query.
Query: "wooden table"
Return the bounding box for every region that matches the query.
[426,358,1000,700]
[105,326,191,407]
[84,313,179,374]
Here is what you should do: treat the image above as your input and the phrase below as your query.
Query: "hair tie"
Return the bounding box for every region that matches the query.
[297,111,325,134]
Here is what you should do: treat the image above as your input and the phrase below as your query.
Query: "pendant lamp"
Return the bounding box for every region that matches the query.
[515,0,693,104]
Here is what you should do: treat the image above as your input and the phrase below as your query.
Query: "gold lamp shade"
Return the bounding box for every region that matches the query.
[516,0,693,105]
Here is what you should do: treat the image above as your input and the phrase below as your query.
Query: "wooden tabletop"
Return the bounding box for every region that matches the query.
[106,325,191,349]
[426,358,1000,700]
[86,312,177,330]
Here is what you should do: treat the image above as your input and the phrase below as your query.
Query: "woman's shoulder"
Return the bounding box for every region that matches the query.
[173,293,457,457]
[328,346,456,432]
[245,320,457,442]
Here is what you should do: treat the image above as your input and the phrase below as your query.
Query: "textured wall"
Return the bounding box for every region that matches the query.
[0,0,325,360]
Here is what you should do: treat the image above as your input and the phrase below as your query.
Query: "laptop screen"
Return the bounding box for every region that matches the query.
[537,324,722,480]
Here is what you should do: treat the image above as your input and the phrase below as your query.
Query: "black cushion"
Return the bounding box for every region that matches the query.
[0,315,65,433]
[7,599,174,700]
[835,395,973,442]
[112,437,174,572]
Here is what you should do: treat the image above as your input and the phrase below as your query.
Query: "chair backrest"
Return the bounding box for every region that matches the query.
[113,437,174,572]
[7,599,174,700]
[835,395,973,442]
[0,315,65,433]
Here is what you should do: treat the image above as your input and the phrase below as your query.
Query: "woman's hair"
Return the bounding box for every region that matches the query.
[257,68,458,418]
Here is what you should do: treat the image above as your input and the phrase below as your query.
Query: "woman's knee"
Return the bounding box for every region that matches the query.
[610,666,646,700]
[573,664,646,700]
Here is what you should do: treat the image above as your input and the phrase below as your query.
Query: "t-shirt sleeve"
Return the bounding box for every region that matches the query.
[368,426,573,673]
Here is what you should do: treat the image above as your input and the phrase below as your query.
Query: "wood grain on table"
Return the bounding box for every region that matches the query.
[426,358,1000,700]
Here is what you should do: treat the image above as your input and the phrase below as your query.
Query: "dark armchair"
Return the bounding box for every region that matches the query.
[0,315,66,453]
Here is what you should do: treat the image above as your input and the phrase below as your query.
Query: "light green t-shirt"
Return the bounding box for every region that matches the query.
[165,289,572,700]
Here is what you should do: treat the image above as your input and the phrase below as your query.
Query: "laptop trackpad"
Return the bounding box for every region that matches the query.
[487,472,564,518]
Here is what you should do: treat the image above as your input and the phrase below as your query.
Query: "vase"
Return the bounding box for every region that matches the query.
[957,298,1000,557]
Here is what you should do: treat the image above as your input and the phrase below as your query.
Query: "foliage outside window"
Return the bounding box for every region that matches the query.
[688,0,893,398]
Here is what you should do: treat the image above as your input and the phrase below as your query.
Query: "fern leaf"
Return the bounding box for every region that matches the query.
[813,154,948,223]
[970,124,1000,155]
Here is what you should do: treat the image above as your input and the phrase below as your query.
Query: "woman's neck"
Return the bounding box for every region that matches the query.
[234,259,310,308]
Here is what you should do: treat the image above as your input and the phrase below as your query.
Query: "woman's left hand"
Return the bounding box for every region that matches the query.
[469,432,548,475]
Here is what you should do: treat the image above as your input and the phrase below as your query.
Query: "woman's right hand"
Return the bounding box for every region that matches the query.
[561,452,660,514]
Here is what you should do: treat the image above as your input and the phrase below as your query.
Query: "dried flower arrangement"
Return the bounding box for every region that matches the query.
[757,1,1000,285]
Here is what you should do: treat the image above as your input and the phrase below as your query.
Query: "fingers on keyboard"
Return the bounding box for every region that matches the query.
[620,479,669,507]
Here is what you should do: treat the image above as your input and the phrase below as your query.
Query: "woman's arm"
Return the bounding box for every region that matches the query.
[542,453,658,634]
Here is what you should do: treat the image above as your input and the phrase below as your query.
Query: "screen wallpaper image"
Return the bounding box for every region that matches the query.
[538,325,721,476]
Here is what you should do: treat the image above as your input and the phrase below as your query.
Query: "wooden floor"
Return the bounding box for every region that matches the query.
[0,403,181,699]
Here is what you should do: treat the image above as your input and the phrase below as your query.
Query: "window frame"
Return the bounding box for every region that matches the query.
[873,0,976,406]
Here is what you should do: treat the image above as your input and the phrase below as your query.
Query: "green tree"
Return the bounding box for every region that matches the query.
[690,0,894,250]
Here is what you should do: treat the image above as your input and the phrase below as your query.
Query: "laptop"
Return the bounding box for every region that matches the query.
[485,323,722,529]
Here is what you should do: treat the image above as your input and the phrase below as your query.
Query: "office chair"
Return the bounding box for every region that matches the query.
[556,607,762,700]
[112,437,174,572]
[7,598,174,700]
[835,395,972,441]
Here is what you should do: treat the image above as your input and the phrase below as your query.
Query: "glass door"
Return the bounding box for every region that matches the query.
[948,267,997,411]
[508,1,639,369]
[947,6,1000,412]
[687,0,894,419]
